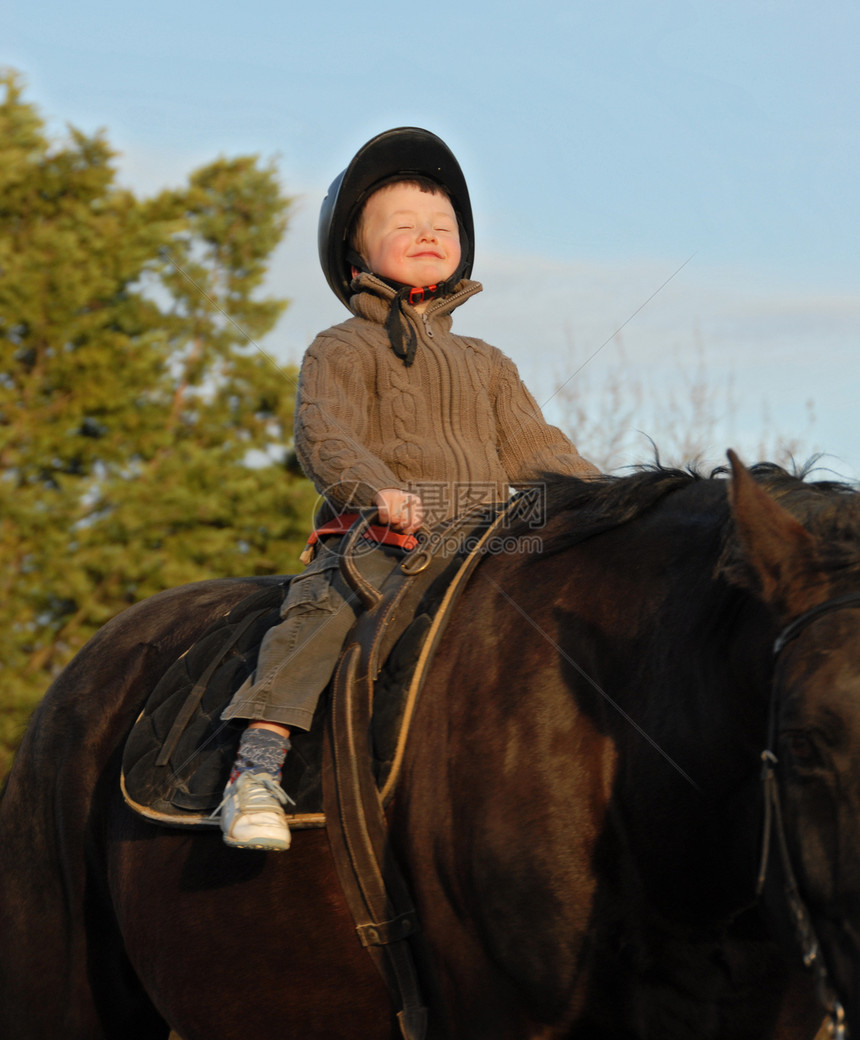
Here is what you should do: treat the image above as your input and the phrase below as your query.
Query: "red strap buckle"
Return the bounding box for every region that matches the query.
[408,284,437,306]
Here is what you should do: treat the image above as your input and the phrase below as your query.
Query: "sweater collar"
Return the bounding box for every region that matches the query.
[349,272,482,329]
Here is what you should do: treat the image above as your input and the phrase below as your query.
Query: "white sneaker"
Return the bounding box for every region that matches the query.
[216,771,292,851]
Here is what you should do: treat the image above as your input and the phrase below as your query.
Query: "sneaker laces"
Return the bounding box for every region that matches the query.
[210,771,295,819]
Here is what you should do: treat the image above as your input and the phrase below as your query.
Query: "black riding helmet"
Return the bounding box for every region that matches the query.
[318,127,475,311]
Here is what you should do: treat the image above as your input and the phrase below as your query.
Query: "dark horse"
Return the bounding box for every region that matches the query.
[3,452,860,1039]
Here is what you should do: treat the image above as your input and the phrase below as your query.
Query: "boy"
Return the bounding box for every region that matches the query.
[217,127,598,850]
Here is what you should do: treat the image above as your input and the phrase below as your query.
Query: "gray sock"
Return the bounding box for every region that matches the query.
[234,728,291,780]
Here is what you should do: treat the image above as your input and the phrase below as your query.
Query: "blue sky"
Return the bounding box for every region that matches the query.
[5,0,859,477]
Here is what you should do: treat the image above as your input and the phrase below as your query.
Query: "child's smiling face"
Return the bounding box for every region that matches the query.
[357,182,461,289]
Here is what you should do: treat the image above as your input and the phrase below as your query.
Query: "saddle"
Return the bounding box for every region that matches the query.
[120,505,513,829]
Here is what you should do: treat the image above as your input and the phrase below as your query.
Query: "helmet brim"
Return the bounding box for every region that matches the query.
[319,127,474,309]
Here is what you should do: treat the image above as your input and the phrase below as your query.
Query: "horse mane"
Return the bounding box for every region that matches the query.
[529,464,703,552]
[528,459,860,574]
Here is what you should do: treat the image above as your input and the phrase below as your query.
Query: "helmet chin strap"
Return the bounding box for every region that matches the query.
[383,283,438,366]
[345,248,467,367]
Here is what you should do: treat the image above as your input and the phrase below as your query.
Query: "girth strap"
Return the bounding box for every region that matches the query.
[324,643,427,1040]
[322,502,522,1039]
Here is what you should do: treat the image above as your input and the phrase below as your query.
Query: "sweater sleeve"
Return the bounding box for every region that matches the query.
[293,333,402,511]
[490,349,600,482]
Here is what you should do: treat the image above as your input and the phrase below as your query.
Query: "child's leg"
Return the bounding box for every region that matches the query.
[217,551,348,851]
[221,547,355,731]
[247,720,291,738]
[219,542,403,850]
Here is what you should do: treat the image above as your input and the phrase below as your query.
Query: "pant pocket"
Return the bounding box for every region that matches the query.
[279,554,343,619]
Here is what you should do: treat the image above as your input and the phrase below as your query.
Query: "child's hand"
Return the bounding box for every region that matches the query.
[374,489,424,535]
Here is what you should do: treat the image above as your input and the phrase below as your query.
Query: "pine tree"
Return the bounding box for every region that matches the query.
[0,72,316,769]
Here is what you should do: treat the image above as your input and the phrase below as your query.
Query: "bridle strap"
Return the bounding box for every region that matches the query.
[773,591,860,655]
[766,591,860,753]
[758,590,860,1038]
[757,749,845,1037]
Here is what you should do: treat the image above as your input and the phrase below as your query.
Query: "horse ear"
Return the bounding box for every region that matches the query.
[727,449,823,620]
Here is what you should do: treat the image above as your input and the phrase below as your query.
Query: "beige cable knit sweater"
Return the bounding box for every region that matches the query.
[294,273,598,524]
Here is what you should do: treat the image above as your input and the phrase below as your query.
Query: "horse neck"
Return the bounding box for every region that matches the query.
[601,573,776,919]
[539,506,779,911]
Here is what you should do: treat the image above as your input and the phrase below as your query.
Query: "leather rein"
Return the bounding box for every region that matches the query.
[757,591,860,1039]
